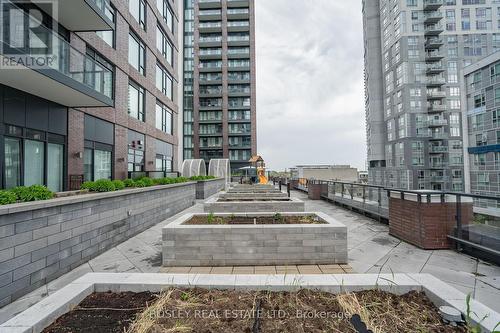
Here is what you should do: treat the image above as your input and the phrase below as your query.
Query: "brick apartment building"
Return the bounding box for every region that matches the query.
[0,0,181,192]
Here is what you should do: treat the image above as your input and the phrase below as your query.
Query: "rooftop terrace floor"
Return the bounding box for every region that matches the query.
[1,190,499,323]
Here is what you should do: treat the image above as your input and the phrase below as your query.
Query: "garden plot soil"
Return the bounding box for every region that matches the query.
[42,289,466,333]
[183,215,326,225]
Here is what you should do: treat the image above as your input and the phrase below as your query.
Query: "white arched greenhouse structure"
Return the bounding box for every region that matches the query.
[208,159,231,184]
[181,159,207,178]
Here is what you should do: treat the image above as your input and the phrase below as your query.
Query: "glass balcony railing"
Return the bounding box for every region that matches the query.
[199,9,222,15]
[1,0,113,101]
[199,22,222,28]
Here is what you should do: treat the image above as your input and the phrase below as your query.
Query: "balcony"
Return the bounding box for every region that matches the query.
[424,11,443,24]
[198,9,222,20]
[426,64,444,74]
[0,0,113,107]
[198,48,222,60]
[429,162,447,169]
[227,21,250,32]
[426,77,446,87]
[227,8,250,19]
[423,0,443,11]
[425,38,444,50]
[430,176,450,182]
[425,51,444,62]
[227,35,250,46]
[427,91,446,99]
[198,21,222,33]
[427,103,447,112]
[198,0,222,9]
[429,146,449,153]
[35,0,113,31]
[424,24,444,36]
[227,0,250,8]
[428,119,448,127]
[198,36,222,47]
[430,132,449,140]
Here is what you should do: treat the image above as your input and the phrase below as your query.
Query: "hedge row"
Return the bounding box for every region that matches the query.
[80,176,215,193]
[0,185,54,205]
[0,176,219,205]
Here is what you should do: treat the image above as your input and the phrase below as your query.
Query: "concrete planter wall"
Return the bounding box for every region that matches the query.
[203,197,305,213]
[163,212,347,266]
[195,178,226,199]
[0,183,196,306]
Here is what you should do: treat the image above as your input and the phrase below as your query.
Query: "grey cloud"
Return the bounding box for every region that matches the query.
[256,0,366,171]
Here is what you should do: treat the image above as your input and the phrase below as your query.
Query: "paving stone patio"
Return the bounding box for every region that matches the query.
[1,189,499,324]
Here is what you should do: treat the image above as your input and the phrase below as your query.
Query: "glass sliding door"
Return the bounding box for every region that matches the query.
[4,137,21,189]
[94,149,112,180]
[24,140,44,186]
[84,148,93,182]
[47,143,63,192]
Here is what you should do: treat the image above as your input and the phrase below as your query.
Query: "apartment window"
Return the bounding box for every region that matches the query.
[128,131,145,173]
[129,32,145,75]
[157,25,173,66]
[85,48,114,99]
[4,127,65,192]
[474,94,486,107]
[155,139,173,173]
[157,0,174,33]
[491,63,500,80]
[128,81,145,121]
[96,4,115,48]
[129,0,146,30]
[156,102,173,134]
[84,147,112,182]
[496,88,500,104]
[156,63,173,100]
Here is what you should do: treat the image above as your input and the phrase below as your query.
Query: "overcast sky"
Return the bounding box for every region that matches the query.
[255,0,366,171]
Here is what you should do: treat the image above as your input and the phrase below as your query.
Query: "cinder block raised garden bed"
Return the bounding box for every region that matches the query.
[203,196,305,213]
[162,212,347,266]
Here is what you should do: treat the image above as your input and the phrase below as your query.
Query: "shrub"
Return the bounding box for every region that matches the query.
[10,186,31,202]
[175,177,188,183]
[93,179,116,192]
[0,190,17,205]
[140,177,154,187]
[81,181,96,191]
[27,185,54,201]
[10,185,53,202]
[124,179,136,188]
[134,180,146,188]
[112,180,125,191]
[189,176,216,181]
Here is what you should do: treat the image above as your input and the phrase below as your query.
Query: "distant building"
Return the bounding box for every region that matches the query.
[462,51,500,215]
[358,171,369,183]
[291,165,359,182]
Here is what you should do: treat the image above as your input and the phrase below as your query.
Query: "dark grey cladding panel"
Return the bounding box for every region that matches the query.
[26,95,49,131]
[48,104,67,135]
[84,114,114,145]
[3,87,26,127]
[1,84,67,135]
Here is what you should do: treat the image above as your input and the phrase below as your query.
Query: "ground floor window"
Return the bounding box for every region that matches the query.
[84,143,113,182]
[3,127,65,192]
[128,149,144,172]
[155,154,172,173]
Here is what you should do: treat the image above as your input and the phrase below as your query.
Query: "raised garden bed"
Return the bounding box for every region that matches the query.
[204,196,305,213]
[2,273,498,333]
[163,212,347,266]
[42,289,465,333]
[218,192,289,200]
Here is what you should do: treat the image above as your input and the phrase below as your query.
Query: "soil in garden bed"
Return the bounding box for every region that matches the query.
[183,215,326,225]
[42,291,157,333]
[42,289,466,333]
